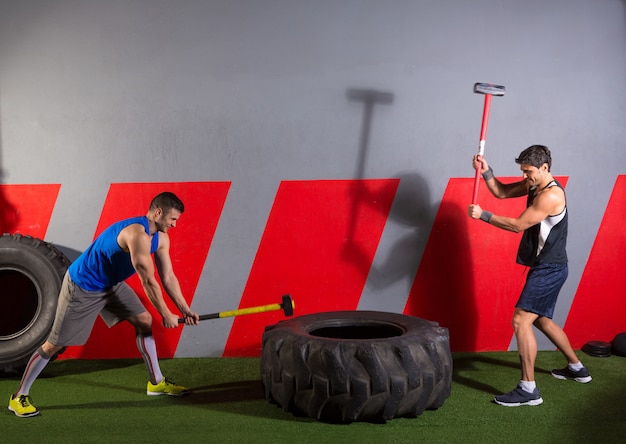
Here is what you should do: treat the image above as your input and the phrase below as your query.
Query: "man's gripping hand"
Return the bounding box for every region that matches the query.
[468,203,483,220]
[179,310,200,326]
[162,311,183,328]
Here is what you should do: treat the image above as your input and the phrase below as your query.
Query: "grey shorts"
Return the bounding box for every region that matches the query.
[48,272,147,346]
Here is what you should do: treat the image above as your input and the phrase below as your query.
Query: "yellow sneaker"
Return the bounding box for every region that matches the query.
[146,378,190,396]
[8,394,40,417]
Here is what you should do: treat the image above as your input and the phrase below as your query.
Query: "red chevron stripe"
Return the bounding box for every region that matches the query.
[564,175,626,347]
[223,179,399,357]
[63,182,230,359]
[0,184,60,238]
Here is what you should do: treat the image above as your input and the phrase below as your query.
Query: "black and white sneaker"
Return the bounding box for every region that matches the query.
[551,365,592,383]
[494,385,543,407]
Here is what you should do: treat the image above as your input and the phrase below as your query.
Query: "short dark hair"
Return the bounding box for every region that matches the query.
[515,145,552,170]
[150,192,184,213]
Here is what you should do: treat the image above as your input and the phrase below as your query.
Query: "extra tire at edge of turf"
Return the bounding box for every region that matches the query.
[0,234,70,373]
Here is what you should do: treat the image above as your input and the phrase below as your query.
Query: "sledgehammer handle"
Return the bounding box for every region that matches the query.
[472,162,483,205]
[472,94,492,204]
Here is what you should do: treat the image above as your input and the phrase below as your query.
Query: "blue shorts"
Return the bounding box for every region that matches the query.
[516,263,568,319]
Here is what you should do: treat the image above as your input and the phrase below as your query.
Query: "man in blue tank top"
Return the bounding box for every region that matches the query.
[468,145,591,407]
[9,192,200,417]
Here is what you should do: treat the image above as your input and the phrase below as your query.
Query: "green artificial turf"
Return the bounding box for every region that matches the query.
[1,351,624,443]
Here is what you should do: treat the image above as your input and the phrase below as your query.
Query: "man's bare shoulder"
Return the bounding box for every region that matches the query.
[535,184,565,214]
[117,223,150,252]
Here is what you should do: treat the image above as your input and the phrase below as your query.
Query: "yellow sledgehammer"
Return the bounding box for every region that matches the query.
[178,294,294,323]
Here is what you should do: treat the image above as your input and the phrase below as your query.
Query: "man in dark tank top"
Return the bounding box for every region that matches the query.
[468,145,591,407]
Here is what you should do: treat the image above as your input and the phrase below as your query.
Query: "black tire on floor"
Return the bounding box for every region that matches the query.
[260,311,452,423]
[0,234,70,373]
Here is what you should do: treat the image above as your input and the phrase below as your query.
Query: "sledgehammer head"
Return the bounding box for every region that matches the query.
[474,83,506,96]
[282,294,295,317]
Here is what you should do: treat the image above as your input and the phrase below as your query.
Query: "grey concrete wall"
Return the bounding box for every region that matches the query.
[1,0,625,355]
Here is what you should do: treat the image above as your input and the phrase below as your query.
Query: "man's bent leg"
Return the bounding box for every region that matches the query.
[534,317,592,383]
[533,316,578,363]
[129,311,164,385]
[512,308,539,382]
[494,308,544,407]
[128,312,189,396]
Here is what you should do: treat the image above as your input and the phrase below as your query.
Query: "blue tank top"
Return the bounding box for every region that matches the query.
[69,216,159,291]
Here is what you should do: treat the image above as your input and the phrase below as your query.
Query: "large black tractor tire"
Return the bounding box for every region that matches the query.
[0,234,70,373]
[260,311,452,423]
